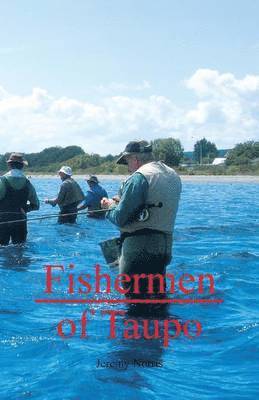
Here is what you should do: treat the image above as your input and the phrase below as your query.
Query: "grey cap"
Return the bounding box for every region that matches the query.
[116,140,152,165]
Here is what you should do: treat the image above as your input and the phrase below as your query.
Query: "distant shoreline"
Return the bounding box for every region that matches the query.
[28,174,259,183]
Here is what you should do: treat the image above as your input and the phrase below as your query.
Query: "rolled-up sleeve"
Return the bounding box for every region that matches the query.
[107,173,148,228]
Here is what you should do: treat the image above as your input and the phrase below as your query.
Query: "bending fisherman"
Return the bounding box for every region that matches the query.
[0,153,39,245]
[45,166,84,224]
[77,175,108,219]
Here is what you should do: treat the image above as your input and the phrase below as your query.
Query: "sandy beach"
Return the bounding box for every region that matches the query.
[29,174,259,183]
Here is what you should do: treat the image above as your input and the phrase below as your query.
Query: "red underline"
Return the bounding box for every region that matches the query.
[35,298,224,304]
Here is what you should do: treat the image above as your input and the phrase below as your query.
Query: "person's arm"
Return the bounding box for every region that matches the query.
[106,173,149,228]
[0,178,6,201]
[26,183,40,212]
[45,196,59,206]
[77,202,87,211]
[77,192,94,211]
[45,182,67,206]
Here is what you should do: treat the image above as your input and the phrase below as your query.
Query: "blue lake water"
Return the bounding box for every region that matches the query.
[0,178,258,400]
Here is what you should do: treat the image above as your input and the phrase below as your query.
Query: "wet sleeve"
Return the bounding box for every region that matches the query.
[0,178,6,201]
[82,191,95,207]
[106,173,149,228]
[27,183,40,211]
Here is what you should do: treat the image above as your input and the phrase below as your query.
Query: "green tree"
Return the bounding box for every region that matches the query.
[68,153,102,170]
[58,146,85,162]
[226,141,259,165]
[103,154,115,162]
[152,138,184,166]
[25,146,85,167]
[194,138,218,164]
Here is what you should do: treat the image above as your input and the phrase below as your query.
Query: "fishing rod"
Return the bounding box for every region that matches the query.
[0,202,163,226]
[0,208,108,226]
[0,212,26,215]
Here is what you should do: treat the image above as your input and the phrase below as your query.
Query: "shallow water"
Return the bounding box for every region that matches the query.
[0,179,258,400]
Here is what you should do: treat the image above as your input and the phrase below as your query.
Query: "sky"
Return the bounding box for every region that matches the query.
[0,0,259,155]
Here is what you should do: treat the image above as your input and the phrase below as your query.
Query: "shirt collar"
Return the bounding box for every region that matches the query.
[4,169,25,178]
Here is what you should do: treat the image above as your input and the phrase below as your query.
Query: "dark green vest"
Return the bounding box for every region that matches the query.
[0,177,30,212]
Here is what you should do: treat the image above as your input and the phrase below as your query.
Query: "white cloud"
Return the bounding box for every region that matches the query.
[0,69,259,155]
[184,69,259,148]
[186,69,259,97]
[96,80,151,93]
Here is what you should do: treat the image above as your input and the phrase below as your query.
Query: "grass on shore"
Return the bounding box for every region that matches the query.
[1,163,259,176]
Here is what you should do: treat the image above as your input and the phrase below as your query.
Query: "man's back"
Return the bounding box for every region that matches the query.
[0,168,39,245]
[57,178,84,208]
[0,169,39,212]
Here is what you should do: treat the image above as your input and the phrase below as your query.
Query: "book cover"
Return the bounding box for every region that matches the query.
[0,1,258,399]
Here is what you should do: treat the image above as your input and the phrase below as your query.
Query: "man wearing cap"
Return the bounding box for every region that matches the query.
[101,140,182,296]
[45,166,84,224]
[77,175,108,218]
[0,153,39,245]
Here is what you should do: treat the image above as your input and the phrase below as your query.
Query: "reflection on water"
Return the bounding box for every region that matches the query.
[0,243,32,271]
[126,302,171,319]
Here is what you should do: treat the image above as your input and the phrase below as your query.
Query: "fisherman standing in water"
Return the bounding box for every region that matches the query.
[45,166,84,224]
[101,140,182,296]
[77,175,108,218]
[0,153,39,245]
